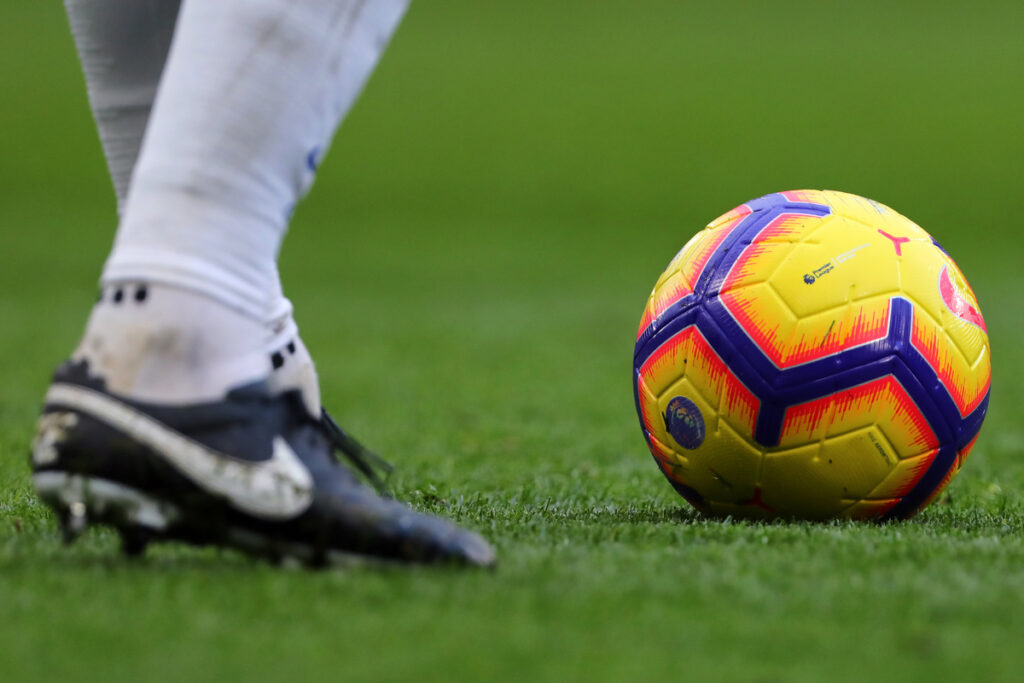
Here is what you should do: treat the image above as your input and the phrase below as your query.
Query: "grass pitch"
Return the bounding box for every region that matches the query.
[2,2,1024,681]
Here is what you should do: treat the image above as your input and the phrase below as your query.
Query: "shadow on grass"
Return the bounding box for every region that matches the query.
[577,501,1024,537]
[0,529,493,575]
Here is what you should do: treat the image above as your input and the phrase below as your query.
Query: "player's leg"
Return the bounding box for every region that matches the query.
[66,0,328,421]
[63,0,315,418]
[35,0,495,566]
[65,0,320,409]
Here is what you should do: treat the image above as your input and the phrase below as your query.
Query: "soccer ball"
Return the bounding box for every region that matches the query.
[633,190,990,520]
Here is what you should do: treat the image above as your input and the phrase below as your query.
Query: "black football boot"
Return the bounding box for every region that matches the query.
[30,360,495,567]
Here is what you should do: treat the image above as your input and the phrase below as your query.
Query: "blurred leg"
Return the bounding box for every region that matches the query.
[65,0,181,213]
[108,0,409,319]
[69,0,409,406]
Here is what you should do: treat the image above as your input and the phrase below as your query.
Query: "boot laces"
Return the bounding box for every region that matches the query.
[319,409,394,496]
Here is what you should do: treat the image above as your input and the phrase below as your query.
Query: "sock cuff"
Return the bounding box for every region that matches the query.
[102,246,270,321]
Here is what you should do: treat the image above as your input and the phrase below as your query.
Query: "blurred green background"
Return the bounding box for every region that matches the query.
[2,1,1023,681]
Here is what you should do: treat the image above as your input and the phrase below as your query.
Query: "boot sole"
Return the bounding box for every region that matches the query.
[32,471,375,568]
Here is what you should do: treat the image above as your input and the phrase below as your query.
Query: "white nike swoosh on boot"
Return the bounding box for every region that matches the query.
[44,383,314,520]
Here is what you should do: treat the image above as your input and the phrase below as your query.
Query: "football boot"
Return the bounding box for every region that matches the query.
[30,359,496,567]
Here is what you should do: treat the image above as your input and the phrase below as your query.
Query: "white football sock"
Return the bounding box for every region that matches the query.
[104,0,410,320]
[71,0,408,403]
[66,0,314,396]
[75,283,269,404]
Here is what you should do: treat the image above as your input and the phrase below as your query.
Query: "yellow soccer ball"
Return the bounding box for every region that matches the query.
[633,190,990,519]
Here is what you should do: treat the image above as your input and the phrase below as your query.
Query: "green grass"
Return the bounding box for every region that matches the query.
[3,1,1024,681]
